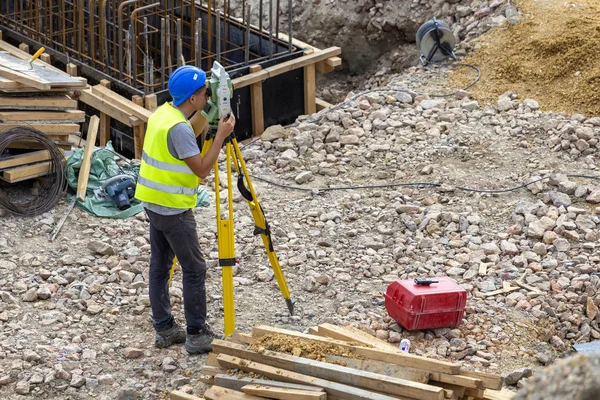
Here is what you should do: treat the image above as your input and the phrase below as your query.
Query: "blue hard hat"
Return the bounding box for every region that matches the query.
[168,66,207,106]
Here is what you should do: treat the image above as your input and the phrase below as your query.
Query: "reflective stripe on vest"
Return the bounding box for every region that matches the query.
[134,103,199,209]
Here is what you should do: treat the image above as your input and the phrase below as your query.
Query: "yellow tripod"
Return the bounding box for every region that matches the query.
[168,130,294,337]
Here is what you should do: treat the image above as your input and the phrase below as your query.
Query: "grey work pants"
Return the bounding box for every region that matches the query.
[145,208,207,334]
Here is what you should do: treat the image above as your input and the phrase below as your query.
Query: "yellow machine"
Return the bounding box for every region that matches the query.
[168,62,294,337]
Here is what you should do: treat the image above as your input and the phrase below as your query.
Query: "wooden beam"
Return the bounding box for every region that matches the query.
[169,391,203,400]
[232,47,341,89]
[7,140,72,151]
[252,326,461,375]
[18,43,29,53]
[304,63,316,115]
[204,386,263,400]
[76,115,100,201]
[66,63,78,77]
[0,40,65,75]
[229,332,256,345]
[460,370,503,391]
[323,355,430,384]
[214,374,326,393]
[316,324,397,351]
[216,354,402,400]
[1,161,52,183]
[39,53,51,64]
[212,340,444,400]
[242,384,327,400]
[91,84,152,121]
[133,121,145,160]
[0,110,85,123]
[316,98,333,111]
[0,65,51,90]
[0,150,50,169]
[0,123,80,134]
[249,65,264,137]
[0,96,77,110]
[144,94,158,112]
[98,79,111,146]
[78,89,142,127]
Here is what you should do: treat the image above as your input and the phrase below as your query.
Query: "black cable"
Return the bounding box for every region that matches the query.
[246,175,598,195]
[0,126,68,216]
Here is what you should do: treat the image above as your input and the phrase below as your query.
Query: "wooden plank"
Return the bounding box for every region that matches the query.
[0,96,77,110]
[1,161,52,183]
[242,384,326,400]
[324,355,430,384]
[0,110,85,123]
[304,62,317,115]
[98,79,111,147]
[204,386,263,400]
[434,383,465,400]
[144,93,158,111]
[232,47,342,89]
[0,65,51,90]
[317,323,397,350]
[133,122,145,160]
[249,65,264,137]
[316,56,341,74]
[7,141,72,151]
[308,326,320,335]
[76,115,99,201]
[0,123,80,134]
[229,332,255,345]
[460,370,503,391]
[429,372,482,389]
[91,84,153,121]
[0,40,65,74]
[464,388,485,398]
[214,374,326,393]
[0,52,86,88]
[0,150,50,169]
[216,354,404,400]
[206,352,221,367]
[481,388,515,400]
[78,88,139,127]
[202,365,228,377]
[169,390,203,400]
[316,98,333,111]
[199,374,215,384]
[252,326,461,375]
[212,340,444,400]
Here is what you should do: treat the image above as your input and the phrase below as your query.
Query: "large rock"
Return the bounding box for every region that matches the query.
[261,125,288,142]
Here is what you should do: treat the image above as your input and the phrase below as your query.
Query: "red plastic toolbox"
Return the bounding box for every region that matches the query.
[384,278,467,330]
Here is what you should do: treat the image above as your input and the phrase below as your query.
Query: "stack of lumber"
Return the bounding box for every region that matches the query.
[0,37,87,183]
[171,324,515,400]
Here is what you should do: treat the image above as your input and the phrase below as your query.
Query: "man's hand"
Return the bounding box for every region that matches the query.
[216,113,236,142]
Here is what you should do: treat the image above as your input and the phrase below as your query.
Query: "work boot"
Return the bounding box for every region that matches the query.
[185,324,222,354]
[155,323,186,348]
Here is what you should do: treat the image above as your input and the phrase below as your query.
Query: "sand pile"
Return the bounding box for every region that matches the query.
[452,0,600,117]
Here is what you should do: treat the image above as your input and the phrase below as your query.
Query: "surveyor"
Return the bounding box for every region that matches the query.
[134,65,236,354]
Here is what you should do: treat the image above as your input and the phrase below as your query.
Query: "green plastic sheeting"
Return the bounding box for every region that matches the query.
[66,142,209,219]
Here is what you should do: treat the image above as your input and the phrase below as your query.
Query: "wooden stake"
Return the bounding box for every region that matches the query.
[18,43,29,53]
[144,94,158,112]
[76,115,100,201]
[303,62,316,115]
[249,65,264,137]
[39,53,51,64]
[66,63,78,77]
[98,80,111,146]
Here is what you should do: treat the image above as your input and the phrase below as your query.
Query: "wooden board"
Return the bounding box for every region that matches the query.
[204,386,263,400]
[79,88,143,127]
[0,110,85,123]
[460,370,503,390]
[481,388,515,400]
[252,326,461,375]
[324,355,430,384]
[304,63,317,115]
[1,161,52,183]
[212,340,444,400]
[76,116,99,201]
[0,123,80,134]
[0,52,86,88]
[91,84,153,121]
[0,150,50,169]
[214,374,326,393]
[0,64,50,90]
[6,140,72,151]
[169,391,203,400]
[0,96,77,110]
[216,354,403,400]
[317,324,398,351]
[242,384,327,399]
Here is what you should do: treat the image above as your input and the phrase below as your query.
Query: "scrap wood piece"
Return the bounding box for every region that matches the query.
[76,116,99,201]
[252,326,461,375]
[0,161,52,183]
[48,199,76,241]
[216,353,403,400]
[324,355,431,384]
[459,370,503,391]
[317,323,399,351]
[204,386,263,400]
[212,340,445,400]
[241,384,327,399]
[0,149,50,169]
[0,95,77,110]
[214,374,326,393]
[434,382,465,400]
[169,390,203,400]
[481,281,519,298]
[0,110,85,123]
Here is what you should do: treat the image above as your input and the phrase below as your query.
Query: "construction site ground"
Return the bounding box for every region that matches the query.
[2,0,600,399]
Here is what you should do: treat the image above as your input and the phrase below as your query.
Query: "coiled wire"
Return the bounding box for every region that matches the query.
[0,126,67,216]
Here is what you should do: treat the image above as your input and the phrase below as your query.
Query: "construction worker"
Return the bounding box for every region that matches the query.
[134,65,236,354]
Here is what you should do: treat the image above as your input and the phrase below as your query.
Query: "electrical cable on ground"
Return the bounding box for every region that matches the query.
[0,126,68,216]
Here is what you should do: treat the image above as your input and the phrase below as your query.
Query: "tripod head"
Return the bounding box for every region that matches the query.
[201,61,234,137]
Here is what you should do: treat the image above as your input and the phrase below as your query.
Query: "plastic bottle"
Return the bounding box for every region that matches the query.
[399,338,411,353]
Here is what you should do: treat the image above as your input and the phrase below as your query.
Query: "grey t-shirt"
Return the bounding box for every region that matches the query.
[141,122,201,216]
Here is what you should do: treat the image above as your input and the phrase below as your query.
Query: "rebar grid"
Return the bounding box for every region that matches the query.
[0,0,296,93]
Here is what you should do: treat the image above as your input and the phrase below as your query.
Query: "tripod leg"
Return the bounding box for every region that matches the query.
[216,139,237,337]
[230,138,294,315]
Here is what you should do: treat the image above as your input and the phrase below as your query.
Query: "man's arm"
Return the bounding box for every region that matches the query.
[183,136,225,179]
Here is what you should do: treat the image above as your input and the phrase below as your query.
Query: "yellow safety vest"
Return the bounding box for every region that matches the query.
[134,103,199,209]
